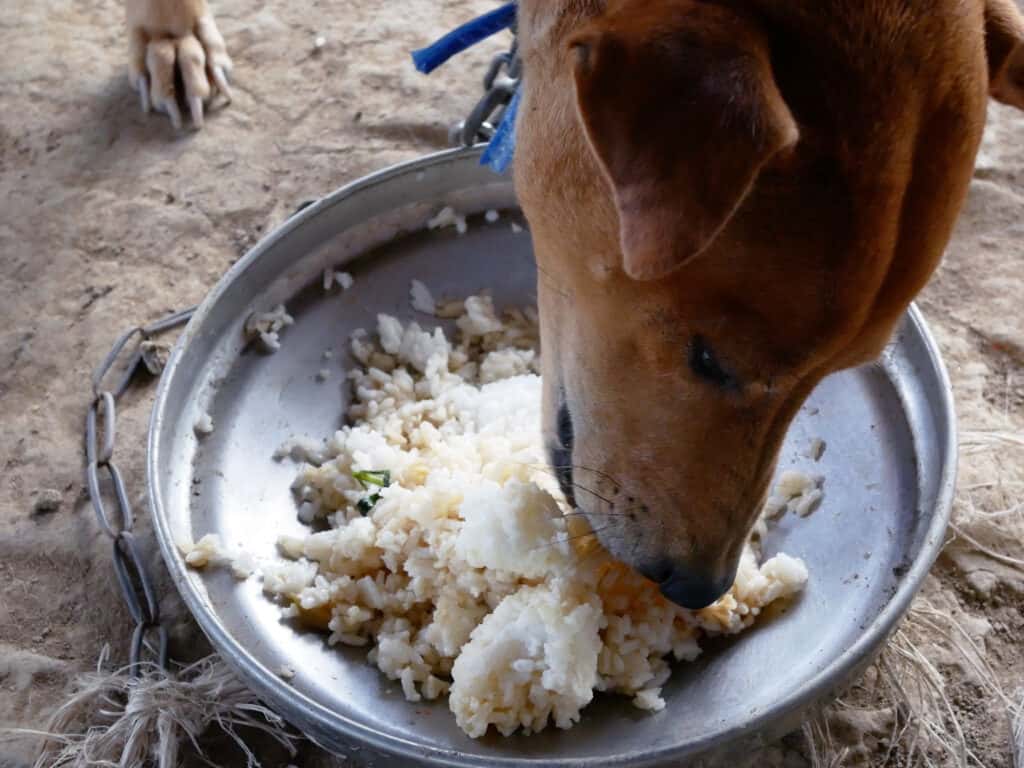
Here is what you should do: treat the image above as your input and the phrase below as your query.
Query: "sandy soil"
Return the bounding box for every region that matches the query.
[0,0,1021,766]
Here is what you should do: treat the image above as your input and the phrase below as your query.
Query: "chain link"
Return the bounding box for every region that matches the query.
[450,25,521,147]
[84,305,195,675]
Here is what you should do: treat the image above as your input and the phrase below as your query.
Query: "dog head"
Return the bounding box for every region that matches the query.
[515,0,1024,608]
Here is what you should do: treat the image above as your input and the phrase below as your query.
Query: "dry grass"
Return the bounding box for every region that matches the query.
[1013,690,1024,768]
[5,648,300,768]
[960,431,1024,454]
[805,598,1021,767]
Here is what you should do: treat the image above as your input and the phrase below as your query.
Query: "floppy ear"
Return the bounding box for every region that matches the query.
[985,0,1024,109]
[569,1,798,281]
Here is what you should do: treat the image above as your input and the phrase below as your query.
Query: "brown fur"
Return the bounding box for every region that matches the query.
[515,0,1024,606]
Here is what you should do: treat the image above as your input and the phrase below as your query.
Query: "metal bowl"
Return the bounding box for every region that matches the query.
[149,147,956,767]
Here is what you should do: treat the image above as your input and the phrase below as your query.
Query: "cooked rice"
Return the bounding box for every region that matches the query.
[180,533,255,579]
[180,533,228,569]
[194,412,214,436]
[243,304,294,352]
[764,469,825,519]
[258,294,809,738]
[323,269,355,292]
[426,205,468,235]
[409,279,436,315]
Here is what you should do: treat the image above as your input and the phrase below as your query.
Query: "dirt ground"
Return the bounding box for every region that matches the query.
[0,0,1022,766]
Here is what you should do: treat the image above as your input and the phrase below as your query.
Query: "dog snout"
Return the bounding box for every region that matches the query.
[640,559,733,610]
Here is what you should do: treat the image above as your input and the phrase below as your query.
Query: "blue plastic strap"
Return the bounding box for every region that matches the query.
[479,87,521,174]
[411,3,517,74]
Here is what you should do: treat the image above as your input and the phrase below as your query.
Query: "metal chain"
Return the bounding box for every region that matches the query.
[450,23,521,147]
[84,305,195,675]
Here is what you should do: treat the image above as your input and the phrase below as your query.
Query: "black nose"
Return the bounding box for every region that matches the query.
[655,563,732,610]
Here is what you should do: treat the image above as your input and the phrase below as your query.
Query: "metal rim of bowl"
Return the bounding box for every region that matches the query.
[148,146,957,767]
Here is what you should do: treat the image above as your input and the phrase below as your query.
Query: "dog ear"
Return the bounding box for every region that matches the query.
[985,0,1024,109]
[569,1,798,281]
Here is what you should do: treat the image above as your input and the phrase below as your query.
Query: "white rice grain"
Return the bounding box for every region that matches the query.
[426,206,467,235]
[763,470,825,519]
[194,412,214,436]
[409,279,436,315]
[244,304,294,353]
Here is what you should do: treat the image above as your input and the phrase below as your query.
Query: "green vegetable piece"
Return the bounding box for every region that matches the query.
[353,469,391,515]
[353,470,392,489]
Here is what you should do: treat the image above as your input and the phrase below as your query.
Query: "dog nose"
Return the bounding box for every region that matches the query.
[655,563,732,610]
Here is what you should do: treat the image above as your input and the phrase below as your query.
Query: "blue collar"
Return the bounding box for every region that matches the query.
[411,3,520,174]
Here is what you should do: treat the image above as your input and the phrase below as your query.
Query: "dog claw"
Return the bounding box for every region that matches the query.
[165,100,183,130]
[189,96,204,128]
[212,66,232,103]
[131,13,232,129]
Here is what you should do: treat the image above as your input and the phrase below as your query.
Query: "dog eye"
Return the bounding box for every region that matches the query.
[688,336,736,389]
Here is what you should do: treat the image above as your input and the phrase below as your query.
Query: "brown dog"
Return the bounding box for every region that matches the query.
[125,0,232,128]
[124,0,1024,607]
[515,0,1024,608]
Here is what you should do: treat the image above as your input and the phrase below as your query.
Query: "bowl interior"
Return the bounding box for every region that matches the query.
[150,149,952,767]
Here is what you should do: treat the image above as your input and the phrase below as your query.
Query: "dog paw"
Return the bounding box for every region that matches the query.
[127,0,233,129]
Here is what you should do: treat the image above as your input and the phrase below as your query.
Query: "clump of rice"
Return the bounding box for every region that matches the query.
[764,470,825,519]
[323,269,354,292]
[426,205,467,235]
[180,533,228,568]
[409,279,436,315]
[408,280,473,320]
[179,533,256,579]
[194,411,214,436]
[244,304,294,352]
[261,294,809,738]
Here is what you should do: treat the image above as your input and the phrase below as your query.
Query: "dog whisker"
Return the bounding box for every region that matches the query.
[505,460,620,505]
[528,524,612,553]
[560,482,616,505]
[552,463,623,488]
[560,509,629,519]
[518,459,623,492]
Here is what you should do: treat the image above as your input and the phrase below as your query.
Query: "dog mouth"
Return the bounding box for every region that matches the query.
[548,400,576,507]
